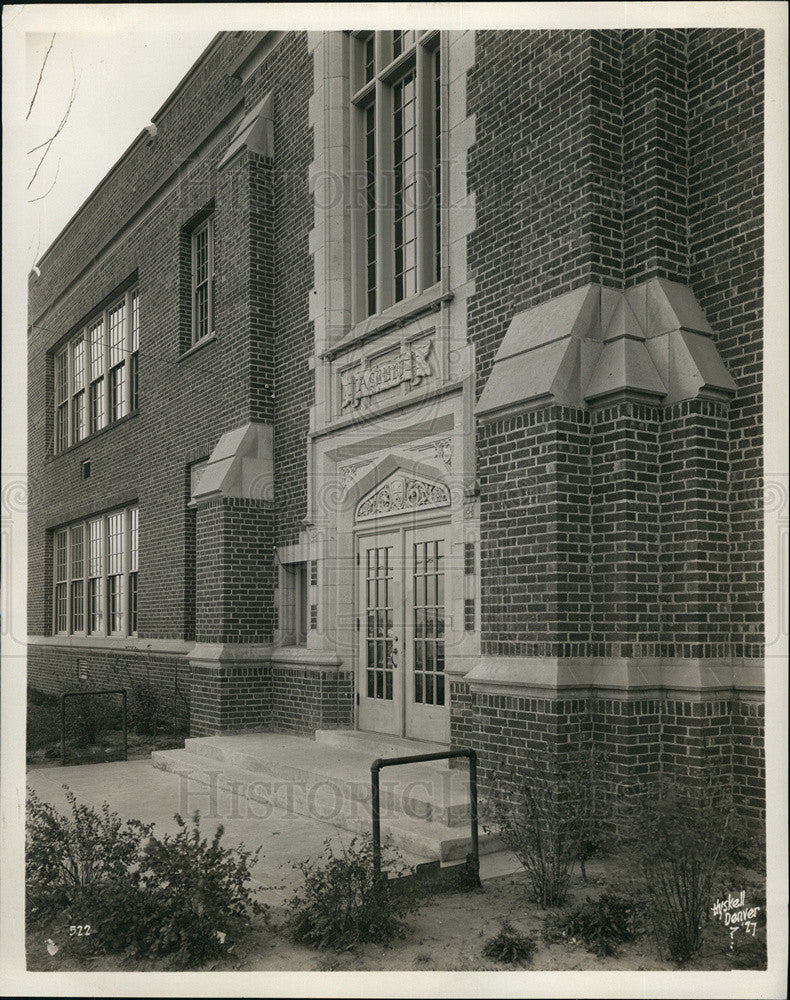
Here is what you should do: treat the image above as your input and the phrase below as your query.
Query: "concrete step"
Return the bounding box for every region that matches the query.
[181,732,473,827]
[314,729,452,768]
[151,736,498,864]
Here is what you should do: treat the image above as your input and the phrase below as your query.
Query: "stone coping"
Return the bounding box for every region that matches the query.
[189,642,345,671]
[27,635,194,656]
[463,656,765,701]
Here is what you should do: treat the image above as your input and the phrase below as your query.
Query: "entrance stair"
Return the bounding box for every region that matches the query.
[151,730,500,865]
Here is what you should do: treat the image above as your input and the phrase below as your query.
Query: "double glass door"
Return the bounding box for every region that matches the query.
[357,523,450,742]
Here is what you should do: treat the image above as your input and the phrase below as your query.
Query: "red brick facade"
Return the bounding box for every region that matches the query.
[28,29,764,818]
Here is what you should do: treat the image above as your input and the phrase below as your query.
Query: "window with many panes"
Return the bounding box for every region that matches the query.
[191,217,214,344]
[53,286,139,454]
[350,30,442,321]
[53,506,139,637]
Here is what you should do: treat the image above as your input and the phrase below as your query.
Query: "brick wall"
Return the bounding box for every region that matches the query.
[28,31,314,649]
[659,399,735,655]
[621,29,690,284]
[27,644,191,732]
[467,31,604,400]
[478,405,592,657]
[589,401,662,655]
[247,32,315,547]
[687,29,765,657]
[468,28,764,659]
[451,681,765,823]
[270,665,354,734]
[195,497,275,644]
[189,661,353,737]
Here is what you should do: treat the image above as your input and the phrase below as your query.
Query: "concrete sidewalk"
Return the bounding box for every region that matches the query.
[25,761,521,908]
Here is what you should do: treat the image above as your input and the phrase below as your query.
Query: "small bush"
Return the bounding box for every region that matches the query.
[483,745,608,907]
[26,787,153,928]
[28,687,59,708]
[482,921,536,965]
[26,787,264,967]
[128,680,163,737]
[67,692,123,748]
[625,774,745,964]
[544,894,642,957]
[96,812,265,965]
[27,693,62,752]
[287,836,416,951]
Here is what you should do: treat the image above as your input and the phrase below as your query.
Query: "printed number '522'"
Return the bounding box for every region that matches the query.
[69,924,91,937]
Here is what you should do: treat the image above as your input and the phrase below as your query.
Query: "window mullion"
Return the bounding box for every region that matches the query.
[67,526,73,634]
[415,42,432,292]
[208,219,214,335]
[103,308,110,425]
[66,342,73,449]
[66,530,72,635]
[350,97,365,322]
[124,291,131,419]
[102,514,109,637]
[375,75,394,312]
[191,236,197,343]
[436,38,447,289]
[121,508,128,637]
[52,548,57,633]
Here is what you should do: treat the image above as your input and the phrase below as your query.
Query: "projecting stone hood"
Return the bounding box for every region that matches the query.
[474,278,737,419]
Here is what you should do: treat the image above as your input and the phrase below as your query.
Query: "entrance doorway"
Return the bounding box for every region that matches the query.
[356,521,450,742]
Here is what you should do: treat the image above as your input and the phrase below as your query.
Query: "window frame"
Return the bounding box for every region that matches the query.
[190,216,215,345]
[349,30,442,323]
[52,505,139,638]
[53,285,139,455]
[278,560,309,648]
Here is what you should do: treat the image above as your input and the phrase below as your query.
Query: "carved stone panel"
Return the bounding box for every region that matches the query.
[355,472,451,522]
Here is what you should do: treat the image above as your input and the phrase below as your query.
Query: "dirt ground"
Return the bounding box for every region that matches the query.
[26,854,767,974]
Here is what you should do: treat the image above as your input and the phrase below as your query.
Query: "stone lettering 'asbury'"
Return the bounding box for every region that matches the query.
[342,341,433,409]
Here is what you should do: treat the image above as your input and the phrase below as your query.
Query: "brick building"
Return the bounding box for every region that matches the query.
[28,29,765,819]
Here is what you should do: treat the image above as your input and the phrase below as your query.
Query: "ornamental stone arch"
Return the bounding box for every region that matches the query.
[341,454,452,523]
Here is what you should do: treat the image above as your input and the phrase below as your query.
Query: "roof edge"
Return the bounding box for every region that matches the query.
[34,31,259,271]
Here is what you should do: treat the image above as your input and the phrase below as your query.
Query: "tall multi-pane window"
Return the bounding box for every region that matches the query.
[130,289,140,411]
[88,318,106,434]
[55,350,69,453]
[393,70,418,301]
[108,301,126,423]
[53,506,138,637]
[106,511,124,634]
[128,506,138,635]
[88,518,104,634]
[53,285,138,454]
[191,217,214,344]
[70,524,84,633]
[70,335,86,446]
[351,31,443,320]
[54,530,68,633]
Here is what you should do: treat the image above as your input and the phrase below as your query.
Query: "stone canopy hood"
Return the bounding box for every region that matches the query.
[475,277,737,420]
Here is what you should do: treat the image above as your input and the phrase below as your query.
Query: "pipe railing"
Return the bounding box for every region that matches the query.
[370,747,479,883]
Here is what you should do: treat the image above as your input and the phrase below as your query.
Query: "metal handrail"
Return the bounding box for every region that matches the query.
[370,747,479,883]
[60,688,128,765]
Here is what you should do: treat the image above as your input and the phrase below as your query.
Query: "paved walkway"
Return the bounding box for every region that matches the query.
[25,761,521,908]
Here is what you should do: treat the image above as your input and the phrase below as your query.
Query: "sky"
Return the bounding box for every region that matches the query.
[25,28,215,260]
